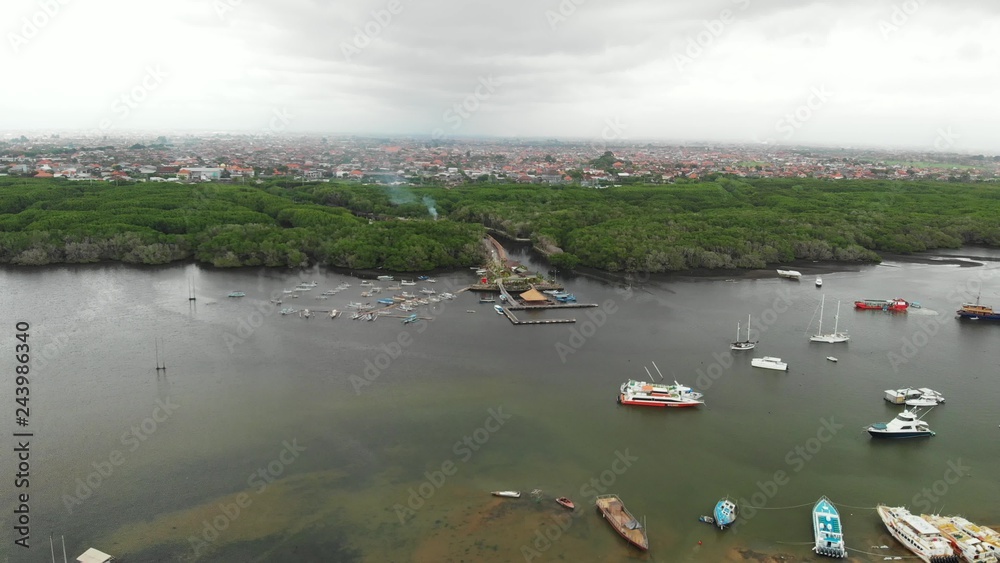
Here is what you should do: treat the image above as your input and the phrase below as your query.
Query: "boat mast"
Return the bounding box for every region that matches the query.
[746,313,752,341]
[736,321,740,342]
[651,361,665,380]
[817,295,825,335]
[833,300,840,334]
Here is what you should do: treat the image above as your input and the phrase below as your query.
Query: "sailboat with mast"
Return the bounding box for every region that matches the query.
[810,296,849,343]
[731,314,757,350]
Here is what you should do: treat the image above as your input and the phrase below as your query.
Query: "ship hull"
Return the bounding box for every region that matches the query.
[868,430,934,439]
[956,311,1000,320]
[618,394,702,407]
[855,298,908,311]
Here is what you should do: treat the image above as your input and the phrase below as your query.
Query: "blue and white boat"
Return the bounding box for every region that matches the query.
[813,496,847,558]
[494,305,504,315]
[377,298,395,305]
[555,293,576,303]
[714,498,737,529]
[867,408,935,439]
[402,314,419,324]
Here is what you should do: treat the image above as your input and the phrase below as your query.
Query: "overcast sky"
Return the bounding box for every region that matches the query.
[3,0,999,152]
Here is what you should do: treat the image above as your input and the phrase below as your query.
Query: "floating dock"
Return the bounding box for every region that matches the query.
[496,305,576,325]
[506,303,598,310]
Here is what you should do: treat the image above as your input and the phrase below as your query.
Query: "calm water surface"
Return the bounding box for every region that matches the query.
[1,248,999,562]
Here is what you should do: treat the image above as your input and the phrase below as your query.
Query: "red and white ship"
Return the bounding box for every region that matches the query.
[855,298,909,311]
[618,379,704,408]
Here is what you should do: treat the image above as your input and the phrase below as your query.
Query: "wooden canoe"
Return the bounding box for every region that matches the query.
[596,494,648,551]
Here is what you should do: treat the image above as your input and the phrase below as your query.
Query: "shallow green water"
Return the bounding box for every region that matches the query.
[2,249,999,562]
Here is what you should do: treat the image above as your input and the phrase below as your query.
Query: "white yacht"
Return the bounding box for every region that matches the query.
[751,356,788,371]
[922,514,1000,562]
[777,269,802,280]
[867,408,935,439]
[877,505,960,562]
[810,296,849,343]
[731,314,757,350]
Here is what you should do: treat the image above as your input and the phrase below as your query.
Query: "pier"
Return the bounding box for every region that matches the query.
[506,303,598,310]
[496,305,576,325]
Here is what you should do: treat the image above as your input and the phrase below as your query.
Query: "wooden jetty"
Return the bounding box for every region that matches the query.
[506,303,598,310]
[496,305,575,325]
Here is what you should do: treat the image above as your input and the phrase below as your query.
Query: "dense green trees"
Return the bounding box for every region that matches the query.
[425,177,1000,272]
[0,178,484,269]
[2,176,999,272]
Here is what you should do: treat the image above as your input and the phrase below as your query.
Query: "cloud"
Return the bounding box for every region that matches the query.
[2,0,999,151]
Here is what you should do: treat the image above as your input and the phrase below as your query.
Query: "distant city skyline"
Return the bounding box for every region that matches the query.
[3,0,999,152]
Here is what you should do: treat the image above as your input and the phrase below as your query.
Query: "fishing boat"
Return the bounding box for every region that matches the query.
[867,408,935,439]
[956,294,1000,321]
[402,314,419,324]
[494,305,504,315]
[921,514,1000,562]
[596,494,649,551]
[377,298,395,305]
[884,388,945,407]
[618,379,704,408]
[714,498,738,529]
[227,291,246,297]
[877,505,961,562]
[555,497,575,510]
[777,269,802,280]
[810,296,849,343]
[854,298,909,311]
[815,276,823,287]
[492,491,520,498]
[731,314,757,350]
[751,356,788,371]
[813,496,847,558]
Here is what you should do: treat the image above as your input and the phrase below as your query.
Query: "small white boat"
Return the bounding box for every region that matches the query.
[731,314,757,351]
[884,388,945,407]
[492,491,520,498]
[815,276,823,287]
[400,280,416,286]
[777,269,802,280]
[751,356,788,371]
[377,275,394,281]
[826,356,838,363]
